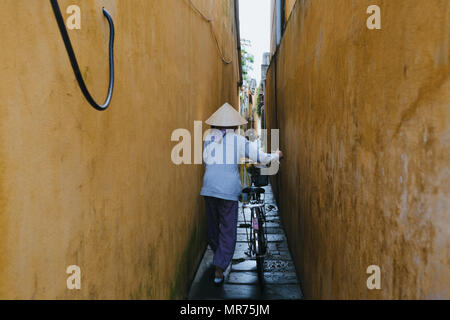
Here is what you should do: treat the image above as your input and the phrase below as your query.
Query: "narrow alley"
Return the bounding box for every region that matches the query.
[0,0,447,303]
[188,185,303,300]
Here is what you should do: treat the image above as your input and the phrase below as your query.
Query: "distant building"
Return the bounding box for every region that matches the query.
[259,52,270,131]
[261,52,270,82]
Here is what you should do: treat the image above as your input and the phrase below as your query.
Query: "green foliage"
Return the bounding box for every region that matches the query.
[241,39,254,87]
[256,86,263,117]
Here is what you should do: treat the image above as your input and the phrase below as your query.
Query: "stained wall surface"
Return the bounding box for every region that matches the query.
[266,0,449,299]
[270,0,298,57]
[284,0,296,21]
[0,0,240,299]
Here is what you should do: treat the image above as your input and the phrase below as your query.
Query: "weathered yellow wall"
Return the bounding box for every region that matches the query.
[265,55,280,199]
[0,0,240,299]
[266,0,449,299]
[270,0,298,57]
[285,0,296,22]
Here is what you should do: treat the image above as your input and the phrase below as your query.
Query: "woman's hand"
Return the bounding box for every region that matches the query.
[276,150,284,160]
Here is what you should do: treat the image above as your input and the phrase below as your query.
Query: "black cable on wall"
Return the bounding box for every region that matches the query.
[50,0,115,111]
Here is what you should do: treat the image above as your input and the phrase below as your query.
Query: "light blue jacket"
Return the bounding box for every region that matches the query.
[200,131,279,201]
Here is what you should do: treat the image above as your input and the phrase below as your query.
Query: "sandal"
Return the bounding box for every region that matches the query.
[213,276,224,287]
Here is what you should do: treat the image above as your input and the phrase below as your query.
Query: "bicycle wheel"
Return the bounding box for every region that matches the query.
[254,208,266,285]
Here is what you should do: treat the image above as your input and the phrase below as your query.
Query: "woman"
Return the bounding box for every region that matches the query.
[200,102,283,286]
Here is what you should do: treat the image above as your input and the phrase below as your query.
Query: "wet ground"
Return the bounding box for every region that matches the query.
[188,185,303,300]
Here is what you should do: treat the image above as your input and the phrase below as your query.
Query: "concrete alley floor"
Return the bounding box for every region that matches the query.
[188,185,303,300]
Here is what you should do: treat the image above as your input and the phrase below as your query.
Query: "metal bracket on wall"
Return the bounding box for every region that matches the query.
[50,0,115,111]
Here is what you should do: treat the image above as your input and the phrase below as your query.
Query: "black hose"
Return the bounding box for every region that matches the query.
[50,0,115,111]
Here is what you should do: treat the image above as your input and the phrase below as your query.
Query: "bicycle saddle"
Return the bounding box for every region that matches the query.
[242,187,265,194]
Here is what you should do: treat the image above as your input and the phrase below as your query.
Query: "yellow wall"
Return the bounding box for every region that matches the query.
[266,0,449,299]
[285,0,296,22]
[0,0,240,299]
[270,0,298,57]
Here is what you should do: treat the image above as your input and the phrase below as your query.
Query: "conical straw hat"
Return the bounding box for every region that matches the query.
[205,103,248,127]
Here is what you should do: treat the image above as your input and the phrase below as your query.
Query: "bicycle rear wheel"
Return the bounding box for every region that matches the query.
[254,207,266,285]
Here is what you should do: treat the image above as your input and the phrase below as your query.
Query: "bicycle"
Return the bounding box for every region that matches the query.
[240,162,269,285]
